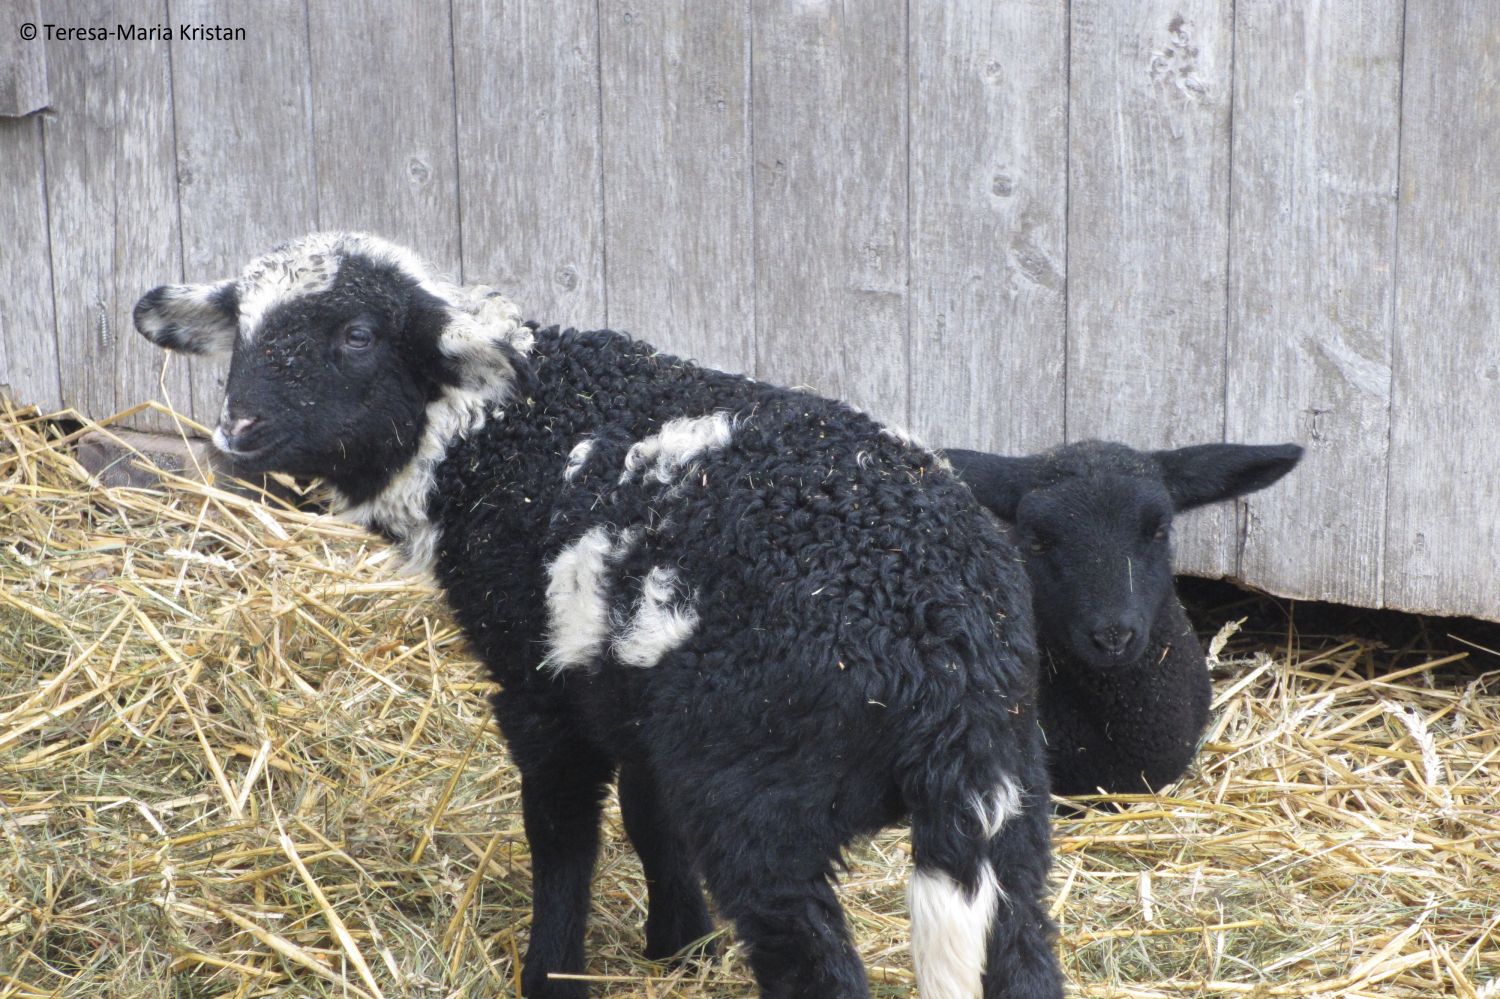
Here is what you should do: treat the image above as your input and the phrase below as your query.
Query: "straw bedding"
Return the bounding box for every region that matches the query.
[2,402,1496,998]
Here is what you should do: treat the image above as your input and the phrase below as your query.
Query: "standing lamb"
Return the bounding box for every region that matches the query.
[133,232,1063,999]
[942,441,1302,798]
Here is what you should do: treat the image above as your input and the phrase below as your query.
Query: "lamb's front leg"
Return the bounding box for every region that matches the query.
[496,697,615,999]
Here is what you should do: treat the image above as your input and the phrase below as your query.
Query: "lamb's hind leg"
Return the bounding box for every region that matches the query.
[493,696,614,999]
[617,762,715,959]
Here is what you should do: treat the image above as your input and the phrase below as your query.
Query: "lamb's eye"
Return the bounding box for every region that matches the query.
[1150,525,1169,542]
[342,324,374,350]
[1027,538,1049,555]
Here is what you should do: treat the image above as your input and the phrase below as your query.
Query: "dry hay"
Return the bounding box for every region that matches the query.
[1,401,1497,999]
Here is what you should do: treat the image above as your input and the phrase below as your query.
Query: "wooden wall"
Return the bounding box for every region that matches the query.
[1,0,1496,622]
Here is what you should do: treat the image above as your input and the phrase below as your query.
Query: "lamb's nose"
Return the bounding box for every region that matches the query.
[1091,626,1135,657]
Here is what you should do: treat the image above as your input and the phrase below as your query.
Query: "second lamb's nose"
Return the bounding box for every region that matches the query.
[1090,625,1135,657]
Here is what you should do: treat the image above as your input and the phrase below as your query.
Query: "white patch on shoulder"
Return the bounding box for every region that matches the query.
[563,438,595,483]
[908,863,1001,999]
[620,413,733,486]
[542,526,640,672]
[973,775,1023,839]
[614,566,698,668]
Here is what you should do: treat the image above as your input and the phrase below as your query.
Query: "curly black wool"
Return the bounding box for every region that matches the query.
[133,233,1064,999]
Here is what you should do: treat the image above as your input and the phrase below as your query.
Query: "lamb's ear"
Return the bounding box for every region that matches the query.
[1153,442,1304,511]
[428,284,535,396]
[133,280,240,355]
[940,448,1042,520]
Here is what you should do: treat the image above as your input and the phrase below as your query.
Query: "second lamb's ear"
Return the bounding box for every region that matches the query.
[133,280,240,355]
[940,449,1043,520]
[1153,442,1304,512]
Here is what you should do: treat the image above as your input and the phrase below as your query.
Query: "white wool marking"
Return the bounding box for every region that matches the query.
[908,864,1002,999]
[542,526,640,672]
[973,775,1023,839]
[619,413,733,486]
[563,438,595,482]
[305,234,530,573]
[614,566,699,668]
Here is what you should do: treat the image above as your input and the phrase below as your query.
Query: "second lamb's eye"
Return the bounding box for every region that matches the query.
[1149,524,1169,543]
[342,324,374,350]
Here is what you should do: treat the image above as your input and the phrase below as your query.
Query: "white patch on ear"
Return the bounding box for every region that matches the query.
[614,566,698,668]
[908,863,1001,999]
[563,438,595,482]
[134,281,238,355]
[542,526,639,672]
[620,413,733,486]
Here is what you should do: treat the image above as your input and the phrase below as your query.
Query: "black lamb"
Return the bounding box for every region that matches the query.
[133,232,1063,999]
[942,441,1302,798]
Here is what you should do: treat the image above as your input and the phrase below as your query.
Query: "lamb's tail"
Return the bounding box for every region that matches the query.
[902,725,1061,999]
[905,772,1017,998]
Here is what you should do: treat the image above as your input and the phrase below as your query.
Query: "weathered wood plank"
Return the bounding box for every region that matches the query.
[43,0,192,430]
[1385,2,1500,619]
[1,0,48,116]
[453,0,603,328]
[169,0,317,427]
[599,0,752,375]
[307,0,459,277]
[1226,0,1401,607]
[1066,1,1234,577]
[751,0,908,425]
[909,0,1067,455]
[0,115,60,409]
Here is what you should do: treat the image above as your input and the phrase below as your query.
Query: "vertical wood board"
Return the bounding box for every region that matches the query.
[1226,0,1401,606]
[599,0,753,375]
[169,0,318,426]
[0,115,60,409]
[909,0,1067,455]
[43,0,192,430]
[751,0,909,426]
[1066,0,1235,576]
[307,0,460,277]
[1385,2,1500,619]
[454,0,605,329]
[1,0,49,116]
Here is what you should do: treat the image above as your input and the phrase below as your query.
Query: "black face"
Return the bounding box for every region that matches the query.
[942,440,1304,673]
[1012,476,1176,669]
[136,253,462,504]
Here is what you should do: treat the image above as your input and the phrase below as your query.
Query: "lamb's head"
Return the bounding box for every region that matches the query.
[945,440,1302,670]
[133,233,530,503]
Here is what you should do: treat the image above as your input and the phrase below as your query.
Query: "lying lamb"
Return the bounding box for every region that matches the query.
[134,232,1063,999]
[943,441,1302,798]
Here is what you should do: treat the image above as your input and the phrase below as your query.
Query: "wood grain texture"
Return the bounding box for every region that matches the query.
[909,0,1067,455]
[0,115,60,408]
[308,0,460,277]
[599,0,753,375]
[1066,0,1234,577]
[1385,2,1500,619]
[43,0,192,430]
[170,0,318,426]
[454,0,604,329]
[0,0,48,116]
[1226,0,1401,606]
[751,0,908,426]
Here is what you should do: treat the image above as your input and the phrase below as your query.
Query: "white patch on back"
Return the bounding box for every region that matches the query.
[908,863,1001,999]
[542,526,640,672]
[614,566,698,668]
[563,438,595,482]
[619,413,733,486]
[973,775,1023,839]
